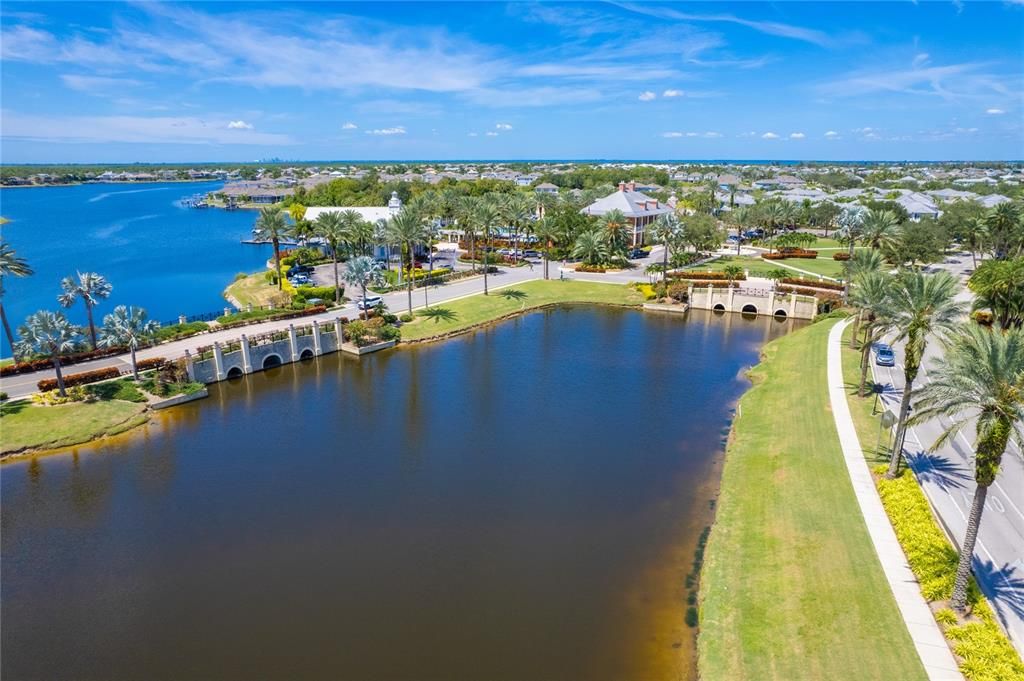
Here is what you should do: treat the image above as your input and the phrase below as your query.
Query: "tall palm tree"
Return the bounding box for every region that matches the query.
[340,256,385,321]
[649,213,682,277]
[848,272,893,396]
[861,209,901,253]
[0,240,33,357]
[728,206,751,255]
[836,204,867,260]
[385,209,430,315]
[885,271,967,477]
[15,310,80,396]
[910,324,1024,611]
[984,202,1022,260]
[532,216,560,280]
[502,193,535,264]
[253,206,290,290]
[314,212,348,305]
[473,202,500,295]
[58,271,112,350]
[960,217,988,269]
[456,197,481,272]
[599,209,630,256]
[341,210,373,257]
[844,249,886,347]
[98,305,159,380]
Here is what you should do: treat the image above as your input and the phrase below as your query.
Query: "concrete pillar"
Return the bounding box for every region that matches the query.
[183,349,196,382]
[288,324,299,362]
[247,302,253,313]
[334,317,345,345]
[240,334,253,374]
[726,286,735,312]
[687,284,694,305]
[789,293,797,318]
[178,314,187,325]
[268,302,275,311]
[312,320,323,356]
[768,290,776,314]
[707,284,714,309]
[212,342,226,381]
[223,307,231,318]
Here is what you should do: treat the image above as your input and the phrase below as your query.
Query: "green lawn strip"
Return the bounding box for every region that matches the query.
[224,272,290,308]
[683,255,785,278]
[399,279,642,342]
[839,326,1024,681]
[777,256,846,279]
[1,398,148,455]
[698,319,926,681]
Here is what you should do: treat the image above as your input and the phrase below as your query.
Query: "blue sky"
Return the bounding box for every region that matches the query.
[1,1,1022,162]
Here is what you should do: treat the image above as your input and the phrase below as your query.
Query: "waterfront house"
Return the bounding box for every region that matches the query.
[534,182,559,194]
[581,181,672,246]
[304,192,405,260]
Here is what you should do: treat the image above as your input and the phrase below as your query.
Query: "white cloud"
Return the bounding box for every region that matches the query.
[1,111,292,145]
[663,89,683,97]
[986,108,1005,115]
[638,90,657,101]
[468,132,478,137]
[789,132,805,139]
[738,131,757,138]
[662,132,683,138]
[703,131,722,138]
[818,61,1014,102]
[615,4,833,46]
[365,126,406,136]
[61,74,142,94]
[495,123,512,130]
[762,132,779,139]
[485,131,499,136]
[824,130,840,139]
[228,120,253,130]
[341,121,358,129]
[912,53,930,69]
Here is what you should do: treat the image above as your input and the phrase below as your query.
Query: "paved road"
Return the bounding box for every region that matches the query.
[872,253,1024,655]
[0,264,543,399]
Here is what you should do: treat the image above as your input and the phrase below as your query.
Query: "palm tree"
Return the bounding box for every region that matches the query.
[728,206,751,255]
[844,249,886,347]
[341,256,385,321]
[14,310,80,396]
[985,202,1022,260]
[861,209,901,253]
[0,240,33,357]
[848,272,893,396]
[910,324,1024,611]
[385,209,430,315]
[572,230,610,266]
[98,305,159,380]
[599,209,630,256]
[58,271,112,350]
[473,202,500,295]
[960,217,988,269]
[502,193,535,264]
[885,271,967,477]
[836,204,867,260]
[253,206,290,290]
[650,213,682,276]
[532,216,560,280]
[342,211,374,257]
[313,212,348,305]
[722,264,744,286]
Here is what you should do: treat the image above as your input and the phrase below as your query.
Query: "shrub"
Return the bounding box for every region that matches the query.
[378,325,401,342]
[345,320,370,346]
[636,283,657,300]
[1,346,128,376]
[971,310,993,326]
[399,313,414,323]
[280,256,296,268]
[0,392,7,401]
[576,264,607,273]
[234,272,248,281]
[293,285,341,302]
[833,252,852,261]
[86,378,147,403]
[761,249,819,260]
[935,608,958,626]
[153,321,208,342]
[135,357,167,372]
[216,305,327,328]
[382,313,399,324]
[32,386,92,405]
[669,270,748,281]
[667,282,690,302]
[779,277,845,291]
[38,366,122,392]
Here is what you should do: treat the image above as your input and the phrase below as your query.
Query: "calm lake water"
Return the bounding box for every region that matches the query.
[1,307,796,680]
[0,182,270,356]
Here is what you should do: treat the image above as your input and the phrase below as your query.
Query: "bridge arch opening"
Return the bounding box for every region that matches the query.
[262,354,283,369]
[741,304,758,315]
[712,303,726,312]
[773,309,788,319]
[226,366,244,379]
[299,348,314,360]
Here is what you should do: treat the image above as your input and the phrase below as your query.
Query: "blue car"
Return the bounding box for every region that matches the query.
[875,343,896,367]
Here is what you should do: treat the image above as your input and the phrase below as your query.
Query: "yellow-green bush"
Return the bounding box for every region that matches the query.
[874,466,1024,680]
[637,283,657,300]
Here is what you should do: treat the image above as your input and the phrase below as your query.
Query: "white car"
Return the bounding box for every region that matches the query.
[356,295,383,310]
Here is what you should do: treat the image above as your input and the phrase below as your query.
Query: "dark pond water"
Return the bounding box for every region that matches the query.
[1,307,796,681]
[0,182,270,357]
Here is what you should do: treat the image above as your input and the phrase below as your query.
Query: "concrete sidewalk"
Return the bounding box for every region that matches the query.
[826,319,963,681]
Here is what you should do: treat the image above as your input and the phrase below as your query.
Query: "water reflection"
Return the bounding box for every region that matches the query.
[2,308,797,681]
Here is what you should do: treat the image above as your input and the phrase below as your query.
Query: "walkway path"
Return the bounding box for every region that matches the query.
[826,319,963,681]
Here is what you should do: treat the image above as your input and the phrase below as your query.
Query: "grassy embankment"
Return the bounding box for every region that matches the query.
[224,272,292,308]
[840,325,1024,681]
[400,279,642,342]
[698,318,927,680]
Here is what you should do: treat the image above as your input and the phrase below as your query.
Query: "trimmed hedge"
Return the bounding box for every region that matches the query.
[153,321,209,342]
[669,270,748,281]
[136,357,167,372]
[762,249,818,260]
[833,252,852,261]
[38,366,121,392]
[576,264,607,273]
[216,305,327,329]
[2,346,127,376]
[780,277,845,291]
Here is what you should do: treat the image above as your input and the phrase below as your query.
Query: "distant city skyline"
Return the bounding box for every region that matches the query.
[2,1,1022,163]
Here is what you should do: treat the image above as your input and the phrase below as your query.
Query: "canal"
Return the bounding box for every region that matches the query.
[1,307,797,680]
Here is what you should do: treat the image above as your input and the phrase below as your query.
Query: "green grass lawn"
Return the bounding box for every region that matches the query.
[1,398,148,455]
[684,255,785,277]
[775,255,847,279]
[224,272,291,308]
[698,318,926,681]
[400,279,642,341]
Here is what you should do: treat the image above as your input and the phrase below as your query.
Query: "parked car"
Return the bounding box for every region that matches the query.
[874,343,896,367]
[523,249,541,258]
[288,264,314,276]
[627,248,646,259]
[726,235,743,244]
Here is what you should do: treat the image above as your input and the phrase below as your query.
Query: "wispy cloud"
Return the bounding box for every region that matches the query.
[638,91,657,101]
[227,120,253,130]
[60,74,143,94]
[495,123,512,130]
[614,3,833,47]
[762,132,779,139]
[986,108,1005,114]
[365,126,406,136]
[341,122,358,129]
[485,131,499,137]
[818,58,1018,102]
[789,132,805,139]
[824,130,841,139]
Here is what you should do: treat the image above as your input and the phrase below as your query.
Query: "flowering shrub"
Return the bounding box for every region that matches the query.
[833,252,852,261]
[37,366,122,392]
[668,271,747,281]
[136,357,167,372]
[575,264,607,273]
[762,249,818,260]
[31,386,93,405]
[780,277,845,291]
[2,346,128,376]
